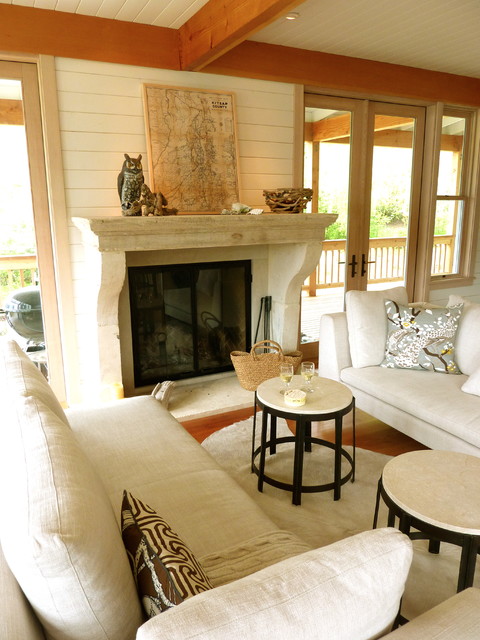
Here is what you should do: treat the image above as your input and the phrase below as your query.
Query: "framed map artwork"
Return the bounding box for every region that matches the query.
[143,84,240,213]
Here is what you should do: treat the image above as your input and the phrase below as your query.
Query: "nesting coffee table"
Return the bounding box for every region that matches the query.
[252,375,355,505]
[373,450,480,592]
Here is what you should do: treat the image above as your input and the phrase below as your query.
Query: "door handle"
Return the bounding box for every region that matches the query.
[361,253,375,277]
[339,254,358,278]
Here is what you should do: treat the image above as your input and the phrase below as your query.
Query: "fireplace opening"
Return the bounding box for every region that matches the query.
[128,260,251,387]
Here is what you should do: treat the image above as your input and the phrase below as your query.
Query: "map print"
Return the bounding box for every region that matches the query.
[143,85,240,213]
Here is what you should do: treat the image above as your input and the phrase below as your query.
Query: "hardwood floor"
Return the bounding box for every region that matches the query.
[181,406,427,456]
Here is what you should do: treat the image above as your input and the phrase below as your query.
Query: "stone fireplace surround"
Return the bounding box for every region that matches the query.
[73,213,336,399]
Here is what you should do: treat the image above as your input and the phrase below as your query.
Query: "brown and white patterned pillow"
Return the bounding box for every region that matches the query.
[121,490,213,618]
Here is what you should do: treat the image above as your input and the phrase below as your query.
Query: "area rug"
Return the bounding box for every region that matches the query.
[202,416,480,621]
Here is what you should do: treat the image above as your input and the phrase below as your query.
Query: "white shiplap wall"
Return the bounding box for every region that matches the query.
[54,58,297,393]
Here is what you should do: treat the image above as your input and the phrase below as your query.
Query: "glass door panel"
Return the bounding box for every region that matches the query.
[366,113,416,290]
[301,104,352,346]
[0,78,42,348]
[366,104,424,296]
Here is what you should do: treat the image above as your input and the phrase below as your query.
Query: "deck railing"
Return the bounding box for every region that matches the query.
[305,235,455,292]
[0,254,37,287]
[0,254,38,334]
[0,254,38,303]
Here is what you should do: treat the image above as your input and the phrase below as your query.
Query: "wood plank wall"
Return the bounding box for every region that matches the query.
[55,58,296,392]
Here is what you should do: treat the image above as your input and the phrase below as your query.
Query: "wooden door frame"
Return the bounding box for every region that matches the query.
[0,56,77,404]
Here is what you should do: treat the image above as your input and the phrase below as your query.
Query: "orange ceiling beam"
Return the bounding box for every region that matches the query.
[205,41,480,107]
[0,4,180,70]
[311,114,414,142]
[179,0,304,71]
[0,99,23,125]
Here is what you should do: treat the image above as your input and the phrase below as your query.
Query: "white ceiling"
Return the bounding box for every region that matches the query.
[1,0,480,79]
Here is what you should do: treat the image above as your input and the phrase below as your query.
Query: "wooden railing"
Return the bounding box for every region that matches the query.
[305,236,455,292]
[0,254,38,300]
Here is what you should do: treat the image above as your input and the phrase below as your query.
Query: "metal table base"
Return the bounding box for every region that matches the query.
[252,394,355,506]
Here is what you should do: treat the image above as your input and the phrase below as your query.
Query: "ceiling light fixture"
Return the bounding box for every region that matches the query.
[285,11,300,20]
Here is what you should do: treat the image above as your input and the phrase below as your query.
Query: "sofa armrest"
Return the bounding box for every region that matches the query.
[137,528,412,640]
[384,588,480,639]
[318,312,352,381]
[0,542,46,640]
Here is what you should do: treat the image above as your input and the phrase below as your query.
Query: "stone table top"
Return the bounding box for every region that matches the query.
[256,375,353,416]
[382,450,480,535]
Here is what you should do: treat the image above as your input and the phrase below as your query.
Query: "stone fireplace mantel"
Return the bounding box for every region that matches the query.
[73,213,336,397]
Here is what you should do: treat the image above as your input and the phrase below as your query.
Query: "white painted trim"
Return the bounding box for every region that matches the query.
[37,55,81,403]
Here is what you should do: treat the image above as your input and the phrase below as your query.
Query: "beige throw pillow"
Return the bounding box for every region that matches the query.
[462,366,480,396]
[346,286,409,368]
[448,295,480,376]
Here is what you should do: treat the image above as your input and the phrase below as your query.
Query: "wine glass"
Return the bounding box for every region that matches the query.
[301,361,315,393]
[279,364,294,395]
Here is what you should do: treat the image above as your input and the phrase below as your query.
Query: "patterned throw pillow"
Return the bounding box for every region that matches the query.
[381,300,463,374]
[121,491,213,618]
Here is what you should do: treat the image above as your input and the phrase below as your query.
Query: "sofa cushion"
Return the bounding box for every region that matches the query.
[136,528,412,640]
[448,295,480,376]
[382,301,463,374]
[67,397,282,560]
[121,491,213,618]
[462,366,480,397]
[346,286,408,368]
[340,365,480,450]
[0,344,143,640]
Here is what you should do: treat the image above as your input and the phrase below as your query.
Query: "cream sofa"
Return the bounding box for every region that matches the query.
[318,287,480,454]
[0,338,451,640]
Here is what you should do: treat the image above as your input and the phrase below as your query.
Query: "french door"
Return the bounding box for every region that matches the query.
[301,95,425,350]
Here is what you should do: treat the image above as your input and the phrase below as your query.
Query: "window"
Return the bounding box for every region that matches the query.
[431,107,477,285]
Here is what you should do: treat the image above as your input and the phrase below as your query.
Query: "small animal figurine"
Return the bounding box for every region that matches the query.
[141,183,178,216]
[118,153,144,216]
[140,183,157,216]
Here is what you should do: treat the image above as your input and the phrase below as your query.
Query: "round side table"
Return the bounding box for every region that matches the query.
[373,449,480,592]
[253,375,355,506]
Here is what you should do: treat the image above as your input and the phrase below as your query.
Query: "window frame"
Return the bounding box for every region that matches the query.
[429,105,479,290]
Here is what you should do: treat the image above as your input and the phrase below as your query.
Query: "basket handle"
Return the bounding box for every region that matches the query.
[250,340,284,360]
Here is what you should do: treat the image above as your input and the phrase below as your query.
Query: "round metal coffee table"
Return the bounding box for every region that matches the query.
[373,449,480,592]
[253,375,355,506]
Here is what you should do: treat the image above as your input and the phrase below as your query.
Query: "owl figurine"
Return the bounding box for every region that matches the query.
[117,153,144,216]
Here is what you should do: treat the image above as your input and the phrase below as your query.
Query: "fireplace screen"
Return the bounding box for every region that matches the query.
[128,261,251,387]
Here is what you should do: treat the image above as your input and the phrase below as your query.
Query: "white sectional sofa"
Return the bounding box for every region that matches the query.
[0,338,416,640]
[318,287,480,454]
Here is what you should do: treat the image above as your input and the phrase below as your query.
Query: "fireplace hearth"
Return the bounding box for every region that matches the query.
[128,261,251,386]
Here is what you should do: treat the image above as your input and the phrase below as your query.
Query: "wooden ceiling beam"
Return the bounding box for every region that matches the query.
[308,125,462,151]
[0,99,23,125]
[205,41,480,108]
[179,0,304,71]
[0,4,180,70]
[312,114,350,141]
[311,114,414,142]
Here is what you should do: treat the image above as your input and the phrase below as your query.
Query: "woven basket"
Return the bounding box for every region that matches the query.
[230,340,302,391]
